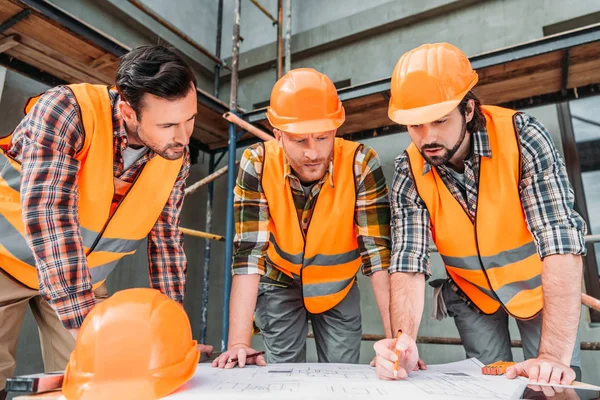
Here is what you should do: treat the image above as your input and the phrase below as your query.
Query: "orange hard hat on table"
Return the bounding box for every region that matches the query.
[266,68,345,134]
[62,288,199,400]
[388,42,479,126]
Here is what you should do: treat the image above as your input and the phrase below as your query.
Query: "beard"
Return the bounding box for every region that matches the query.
[419,118,467,167]
[133,125,186,161]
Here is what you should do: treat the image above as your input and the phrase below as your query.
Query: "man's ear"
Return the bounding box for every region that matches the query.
[273,128,284,148]
[465,99,475,124]
[119,101,138,126]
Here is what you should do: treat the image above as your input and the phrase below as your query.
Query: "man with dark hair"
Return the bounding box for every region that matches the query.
[0,44,212,398]
[374,43,586,389]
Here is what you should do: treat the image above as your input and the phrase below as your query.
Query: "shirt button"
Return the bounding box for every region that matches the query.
[543,175,550,181]
[303,218,308,223]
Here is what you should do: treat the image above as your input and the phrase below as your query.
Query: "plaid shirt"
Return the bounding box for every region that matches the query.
[6,86,190,329]
[233,142,391,281]
[390,112,587,277]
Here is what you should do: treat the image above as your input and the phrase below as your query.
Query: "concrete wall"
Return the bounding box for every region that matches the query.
[46,0,217,93]
[219,0,600,109]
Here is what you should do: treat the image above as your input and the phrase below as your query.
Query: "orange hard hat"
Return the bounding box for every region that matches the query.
[266,68,345,134]
[62,288,199,400]
[388,43,479,126]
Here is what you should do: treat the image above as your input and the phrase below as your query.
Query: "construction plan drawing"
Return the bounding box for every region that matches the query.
[164,358,528,400]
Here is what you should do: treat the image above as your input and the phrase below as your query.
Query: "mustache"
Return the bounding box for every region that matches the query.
[304,160,327,164]
[421,143,446,150]
[166,142,186,149]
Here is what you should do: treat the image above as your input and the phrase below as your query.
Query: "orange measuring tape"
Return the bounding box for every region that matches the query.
[482,361,516,375]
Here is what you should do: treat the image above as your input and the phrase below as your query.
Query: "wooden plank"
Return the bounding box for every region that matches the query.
[89,52,118,70]
[3,48,79,82]
[0,34,19,53]
[476,51,563,81]
[4,30,114,84]
[5,44,104,84]
[567,61,600,88]
[3,0,105,64]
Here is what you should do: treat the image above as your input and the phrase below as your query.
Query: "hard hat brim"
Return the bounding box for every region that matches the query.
[267,112,345,134]
[388,97,462,126]
[388,75,478,126]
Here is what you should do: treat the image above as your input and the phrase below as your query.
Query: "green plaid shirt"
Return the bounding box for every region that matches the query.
[233,141,390,282]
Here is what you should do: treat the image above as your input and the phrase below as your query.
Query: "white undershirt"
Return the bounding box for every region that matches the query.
[122,146,149,171]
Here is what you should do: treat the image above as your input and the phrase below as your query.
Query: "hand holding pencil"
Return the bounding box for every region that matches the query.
[373,329,421,380]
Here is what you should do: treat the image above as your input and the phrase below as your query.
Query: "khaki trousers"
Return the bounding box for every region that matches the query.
[0,270,107,391]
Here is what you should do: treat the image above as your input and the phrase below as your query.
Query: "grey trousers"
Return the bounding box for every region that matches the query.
[254,277,362,364]
[442,282,582,379]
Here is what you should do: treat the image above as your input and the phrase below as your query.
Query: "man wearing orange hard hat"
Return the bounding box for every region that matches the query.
[213,68,393,367]
[374,43,585,386]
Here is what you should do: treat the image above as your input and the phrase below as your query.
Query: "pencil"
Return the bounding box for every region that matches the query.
[393,329,402,378]
[228,351,266,364]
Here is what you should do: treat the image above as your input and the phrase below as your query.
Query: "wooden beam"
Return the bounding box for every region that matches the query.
[0,34,19,53]
[89,52,117,70]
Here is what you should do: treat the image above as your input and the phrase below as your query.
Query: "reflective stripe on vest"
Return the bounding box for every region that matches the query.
[0,83,182,290]
[406,105,543,319]
[261,138,362,314]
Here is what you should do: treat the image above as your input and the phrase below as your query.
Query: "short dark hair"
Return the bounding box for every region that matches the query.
[458,91,486,133]
[115,44,197,116]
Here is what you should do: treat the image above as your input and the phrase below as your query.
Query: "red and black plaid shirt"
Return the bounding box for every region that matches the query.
[6,86,190,329]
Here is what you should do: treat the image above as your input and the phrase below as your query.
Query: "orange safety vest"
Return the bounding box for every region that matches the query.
[261,138,362,314]
[406,105,543,319]
[0,83,182,289]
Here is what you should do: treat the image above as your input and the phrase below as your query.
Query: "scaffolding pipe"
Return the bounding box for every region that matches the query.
[213,0,224,98]
[178,227,224,241]
[127,0,223,66]
[305,332,600,350]
[223,112,274,142]
[199,154,215,344]
[276,0,283,79]
[222,0,242,353]
[185,161,240,196]
[284,0,291,73]
[582,293,600,311]
[249,0,277,23]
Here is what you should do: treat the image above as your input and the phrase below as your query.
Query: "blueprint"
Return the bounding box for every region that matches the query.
[164,358,528,400]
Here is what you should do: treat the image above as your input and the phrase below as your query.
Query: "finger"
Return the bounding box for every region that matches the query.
[540,384,555,398]
[374,340,398,360]
[211,358,218,368]
[377,355,396,374]
[537,362,553,384]
[370,357,376,367]
[553,385,565,394]
[506,361,528,379]
[237,348,248,368]
[560,367,576,386]
[375,365,395,381]
[395,335,411,352]
[218,354,230,369]
[549,366,563,386]
[256,355,267,366]
[527,384,543,392]
[396,367,408,380]
[527,364,541,383]
[197,344,214,356]
[375,363,396,380]
[418,359,427,370]
[373,345,398,363]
